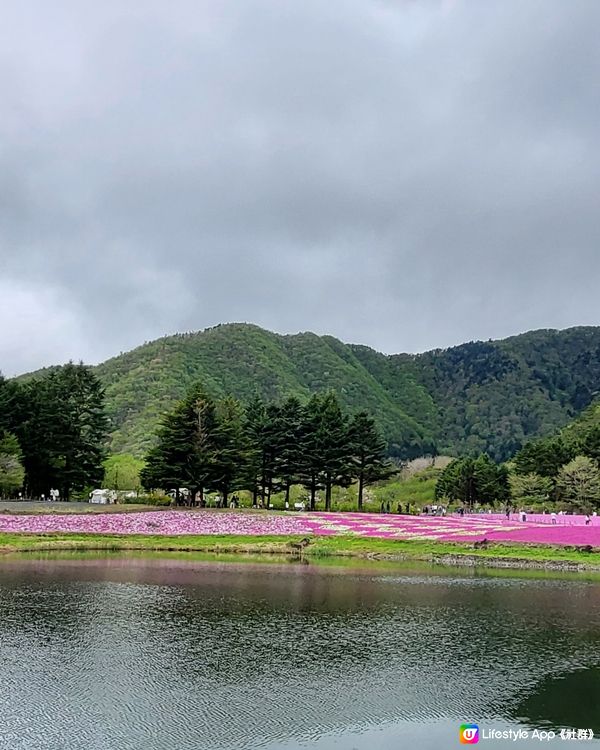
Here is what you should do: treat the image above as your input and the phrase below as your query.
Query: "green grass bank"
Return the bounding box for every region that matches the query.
[1,531,599,572]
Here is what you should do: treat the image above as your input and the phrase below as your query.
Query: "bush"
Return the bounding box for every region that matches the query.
[123,493,171,507]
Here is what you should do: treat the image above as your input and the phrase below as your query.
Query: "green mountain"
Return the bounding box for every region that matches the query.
[18,323,600,460]
[94,324,438,458]
[410,327,600,459]
[560,399,600,447]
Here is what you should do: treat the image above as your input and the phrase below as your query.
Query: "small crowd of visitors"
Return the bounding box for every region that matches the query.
[380,501,413,514]
[422,504,447,516]
[511,507,597,525]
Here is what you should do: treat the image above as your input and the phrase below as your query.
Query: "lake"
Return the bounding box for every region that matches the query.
[0,554,599,749]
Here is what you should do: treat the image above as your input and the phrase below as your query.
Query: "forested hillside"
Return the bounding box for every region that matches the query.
[93,324,438,457]
[406,327,600,460]
[16,324,600,460]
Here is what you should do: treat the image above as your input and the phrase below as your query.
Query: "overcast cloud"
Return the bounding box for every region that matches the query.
[1,0,599,375]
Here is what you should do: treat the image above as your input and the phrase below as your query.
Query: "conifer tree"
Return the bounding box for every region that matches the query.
[209,396,245,506]
[297,394,325,510]
[348,411,392,510]
[17,363,108,499]
[0,375,22,433]
[241,395,269,506]
[273,396,304,508]
[436,454,509,507]
[298,392,353,510]
[318,392,353,511]
[142,383,218,505]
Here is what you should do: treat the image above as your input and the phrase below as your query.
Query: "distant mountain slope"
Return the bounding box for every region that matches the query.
[95,323,438,457]
[406,327,600,459]
[16,323,600,460]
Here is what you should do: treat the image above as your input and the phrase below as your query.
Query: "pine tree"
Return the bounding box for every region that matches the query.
[436,457,476,506]
[436,454,508,507]
[348,412,393,511]
[142,383,219,505]
[514,437,574,478]
[473,454,509,504]
[17,363,108,499]
[273,396,304,508]
[298,392,352,511]
[297,394,326,510]
[0,375,22,433]
[209,396,245,507]
[241,395,269,506]
[319,393,353,511]
[15,380,56,497]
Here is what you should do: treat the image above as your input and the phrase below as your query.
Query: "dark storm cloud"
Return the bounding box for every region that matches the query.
[1,0,599,374]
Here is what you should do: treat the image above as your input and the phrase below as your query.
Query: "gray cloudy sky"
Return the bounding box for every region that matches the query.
[1,0,599,375]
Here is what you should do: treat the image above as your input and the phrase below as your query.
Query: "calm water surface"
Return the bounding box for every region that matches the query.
[0,555,599,750]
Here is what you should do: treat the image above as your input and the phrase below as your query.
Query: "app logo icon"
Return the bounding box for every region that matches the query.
[459,724,480,744]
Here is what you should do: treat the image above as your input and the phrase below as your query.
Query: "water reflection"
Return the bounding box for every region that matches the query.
[513,667,600,735]
[0,556,599,749]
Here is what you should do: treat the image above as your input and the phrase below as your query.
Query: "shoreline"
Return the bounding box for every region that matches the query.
[1,532,600,572]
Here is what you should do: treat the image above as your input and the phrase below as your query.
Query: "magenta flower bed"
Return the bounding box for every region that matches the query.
[0,511,308,537]
[299,512,600,546]
[0,509,599,546]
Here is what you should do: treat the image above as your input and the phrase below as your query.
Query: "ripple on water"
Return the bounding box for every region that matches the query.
[0,560,599,749]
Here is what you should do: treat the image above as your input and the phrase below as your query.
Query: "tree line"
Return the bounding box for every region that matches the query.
[434,454,510,507]
[509,429,600,509]
[435,430,600,511]
[141,383,392,510]
[0,364,108,499]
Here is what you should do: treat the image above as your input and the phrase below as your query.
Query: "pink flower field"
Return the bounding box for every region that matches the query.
[0,509,599,547]
[300,512,600,546]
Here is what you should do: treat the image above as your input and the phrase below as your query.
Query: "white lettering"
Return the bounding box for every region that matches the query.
[531,729,556,741]
[482,728,529,741]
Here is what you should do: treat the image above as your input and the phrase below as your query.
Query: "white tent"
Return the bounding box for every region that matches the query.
[89,489,116,504]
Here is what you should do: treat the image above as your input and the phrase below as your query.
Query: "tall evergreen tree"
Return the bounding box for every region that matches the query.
[297,393,352,511]
[241,395,269,506]
[262,403,284,506]
[297,394,325,510]
[348,411,393,510]
[513,437,574,478]
[17,363,108,499]
[273,396,304,508]
[436,454,508,507]
[319,393,353,511]
[209,396,245,506]
[241,396,283,506]
[142,383,218,505]
[14,380,55,496]
[474,454,509,505]
[0,375,22,434]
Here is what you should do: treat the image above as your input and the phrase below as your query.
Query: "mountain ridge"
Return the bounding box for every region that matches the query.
[14,323,600,461]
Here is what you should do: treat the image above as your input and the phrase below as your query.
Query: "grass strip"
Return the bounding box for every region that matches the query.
[0,532,599,570]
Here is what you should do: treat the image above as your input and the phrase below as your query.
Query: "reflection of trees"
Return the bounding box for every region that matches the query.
[511,667,600,734]
[1,557,600,748]
[0,563,97,639]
